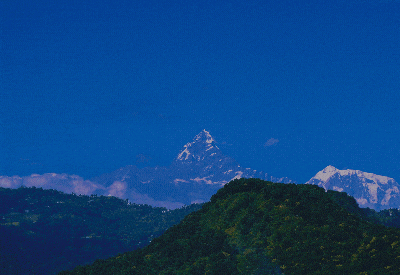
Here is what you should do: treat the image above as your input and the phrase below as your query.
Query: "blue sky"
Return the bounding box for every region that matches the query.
[1,0,400,183]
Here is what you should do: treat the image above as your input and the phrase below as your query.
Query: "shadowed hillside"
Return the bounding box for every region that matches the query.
[0,187,202,275]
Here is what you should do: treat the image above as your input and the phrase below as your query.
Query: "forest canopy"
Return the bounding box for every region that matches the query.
[60,178,400,274]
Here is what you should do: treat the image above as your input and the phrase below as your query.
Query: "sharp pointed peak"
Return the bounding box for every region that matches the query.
[174,130,220,162]
[193,129,215,144]
[196,129,212,137]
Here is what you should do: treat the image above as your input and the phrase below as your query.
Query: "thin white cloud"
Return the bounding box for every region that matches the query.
[0,176,23,188]
[264,138,279,147]
[0,174,105,195]
[107,181,127,198]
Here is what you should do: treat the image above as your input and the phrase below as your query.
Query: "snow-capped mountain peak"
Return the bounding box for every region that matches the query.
[307,165,400,210]
[313,165,339,181]
[175,130,220,162]
[312,165,394,186]
[2,129,295,209]
[172,130,294,186]
[194,129,216,144]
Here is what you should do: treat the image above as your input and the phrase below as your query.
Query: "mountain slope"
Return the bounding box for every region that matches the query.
[307,165,400,210]
[0,130,293,209]
[92,130,294,208]
[0,187,202,275]
[61,178,400,274]
[170,130,292,184]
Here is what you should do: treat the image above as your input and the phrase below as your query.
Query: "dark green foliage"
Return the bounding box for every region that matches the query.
[59,178,400,274]
[0,187,202,274]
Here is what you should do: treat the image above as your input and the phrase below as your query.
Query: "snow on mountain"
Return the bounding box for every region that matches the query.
[306,165,400,211]
[93,129,294,208]
[171,129,294,185]
[0,130,294,209]
[175,129,220,162]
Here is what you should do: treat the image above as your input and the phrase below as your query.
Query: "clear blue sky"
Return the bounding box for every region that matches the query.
[1,0,399,183]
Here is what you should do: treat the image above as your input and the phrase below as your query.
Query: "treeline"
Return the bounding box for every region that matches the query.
[61,178,400,274]
[0,187,202,275]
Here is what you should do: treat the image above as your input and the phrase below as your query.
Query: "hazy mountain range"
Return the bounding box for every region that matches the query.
[2,130,400,211]
[0,130,293,209]
[91,129,294,208]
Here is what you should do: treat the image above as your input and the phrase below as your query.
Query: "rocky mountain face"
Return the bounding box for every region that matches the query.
[170,130,292,184]
[2,130,294,209]
[306,165,400,211]
[4,132,400,211]
[91,130,294,208]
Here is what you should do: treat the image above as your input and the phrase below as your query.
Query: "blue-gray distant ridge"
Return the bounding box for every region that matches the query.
[92,129,294,208]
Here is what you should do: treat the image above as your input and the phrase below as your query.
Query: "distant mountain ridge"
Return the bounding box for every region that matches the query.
[307,165,400,211]
[170,130,292,185]
[92,130,294,208]
[2,132,400,211]
[0,130,293,209]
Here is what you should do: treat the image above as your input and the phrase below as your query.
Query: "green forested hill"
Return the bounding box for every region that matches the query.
[0,187,202,275]
[60,178,400,274]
